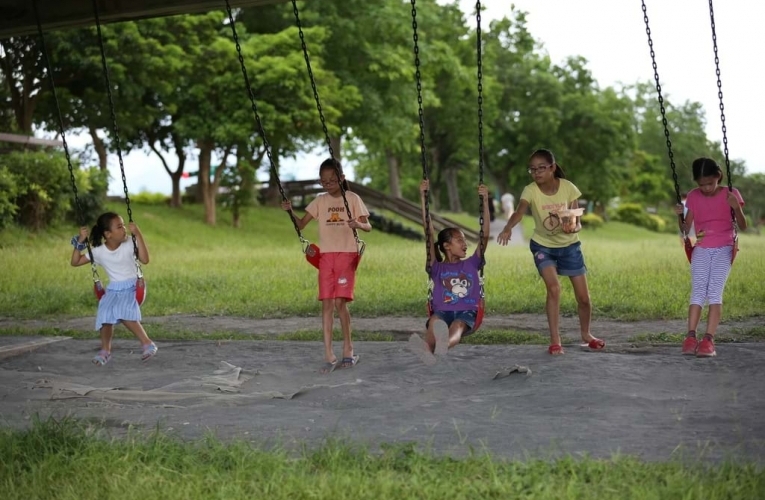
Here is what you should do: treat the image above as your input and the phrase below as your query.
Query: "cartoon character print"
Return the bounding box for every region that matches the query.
[325,206,346,225]
[441,272,472,305]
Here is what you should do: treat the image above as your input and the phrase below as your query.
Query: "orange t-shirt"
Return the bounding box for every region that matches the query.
[306,191,370,253]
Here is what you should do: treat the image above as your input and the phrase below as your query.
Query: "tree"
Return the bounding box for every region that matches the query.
[737,172,765,233]
[0,36,45,135]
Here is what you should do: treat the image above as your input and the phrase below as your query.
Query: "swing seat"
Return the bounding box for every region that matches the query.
[135,277,146,306]
[426,298,485,333]
[683,236,738,264]
[305,243,321,269]
[94,280,105,301]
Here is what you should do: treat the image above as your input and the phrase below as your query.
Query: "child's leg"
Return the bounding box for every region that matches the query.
[423,316,438,352]
[122,320,157,360]
[539,266,562,347]
[569,275,594,343]
[321,299,337,363]
[121,320,151,345]
[688,304,703,334]
[447,321,469,348]
[99,324,114,352]
[335,298,354,359]
[688,247,712,333]
[703,246,733,337]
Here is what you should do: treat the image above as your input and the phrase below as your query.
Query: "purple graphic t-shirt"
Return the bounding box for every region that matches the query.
[429,251,482,312]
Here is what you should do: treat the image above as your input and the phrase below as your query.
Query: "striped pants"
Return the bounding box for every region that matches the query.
[690,246,733,306]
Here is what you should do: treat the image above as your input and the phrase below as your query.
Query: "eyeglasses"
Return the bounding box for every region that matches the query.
[320,178,338,186]
[527,165,552,174]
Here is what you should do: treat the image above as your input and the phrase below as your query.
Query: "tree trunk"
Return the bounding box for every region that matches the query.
[89,127,108,170]
[329,135,342,161]
[444,168,461,213]
[386,149,401,198]
[198,140,215,225]
[148,139,185,208]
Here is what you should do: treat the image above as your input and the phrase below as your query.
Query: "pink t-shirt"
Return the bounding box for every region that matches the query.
[306,191,370,253]
[685,187,744,248]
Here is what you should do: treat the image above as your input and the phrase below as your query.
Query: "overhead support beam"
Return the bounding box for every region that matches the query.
[0,0,288,38]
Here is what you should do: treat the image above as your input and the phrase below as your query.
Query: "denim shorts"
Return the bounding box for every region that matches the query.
[428,310,478,336]
[529,240,587,277]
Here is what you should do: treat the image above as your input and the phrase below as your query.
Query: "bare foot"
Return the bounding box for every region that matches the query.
[408,334,437,366]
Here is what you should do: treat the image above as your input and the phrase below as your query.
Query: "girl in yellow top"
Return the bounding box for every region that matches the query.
[497,149,605,355]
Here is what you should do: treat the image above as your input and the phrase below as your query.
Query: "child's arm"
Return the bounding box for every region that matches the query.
[348,216,372,232]
[281,200,314,231]
[478,184,491,257]
[129,222,150,265]
[419,179,437,266]
[70,227,90,267]
[674,203,694,233]
[496,199,529,246]
[568,199,582,233]
[727,190,747,231]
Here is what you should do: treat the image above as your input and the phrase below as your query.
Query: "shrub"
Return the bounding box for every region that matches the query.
[0,166,19,229]
[580,212,604,230]
[130,192,169,205]
[614,203,665,233]
[0,151,106,230]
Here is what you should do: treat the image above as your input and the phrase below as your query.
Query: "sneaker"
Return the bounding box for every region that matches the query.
[696,337,716,358]
[681,336,698,355]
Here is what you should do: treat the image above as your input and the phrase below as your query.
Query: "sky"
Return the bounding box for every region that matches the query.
[62,0,765,196]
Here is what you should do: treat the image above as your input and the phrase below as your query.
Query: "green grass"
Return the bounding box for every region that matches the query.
[0,325,565,345]
[1,203,763,321]
[1,419,762,500]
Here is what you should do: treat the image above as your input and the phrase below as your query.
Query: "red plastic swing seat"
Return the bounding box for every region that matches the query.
[135,277,147,306]
[683,236,738,264]
[94,280,105,301]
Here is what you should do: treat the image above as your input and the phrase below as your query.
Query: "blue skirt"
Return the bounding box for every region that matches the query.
[95,279,142,330]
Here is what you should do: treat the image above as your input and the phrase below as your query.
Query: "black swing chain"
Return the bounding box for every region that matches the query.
[92,0,141,271]
[641,1,685,228]
[707,0,737,228]
[224,0,306,244]
[32,0,101,283]
[410,0,433,278]
[290,0,361,251]
[475,0,486,281]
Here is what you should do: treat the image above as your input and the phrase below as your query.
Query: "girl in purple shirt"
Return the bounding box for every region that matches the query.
[408,179,491,365]
[674,157,747,357]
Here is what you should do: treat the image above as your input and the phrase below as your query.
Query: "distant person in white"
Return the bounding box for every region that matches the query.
[501,192,515,220]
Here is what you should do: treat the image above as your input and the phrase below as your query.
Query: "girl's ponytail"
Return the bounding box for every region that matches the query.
[89,212,119,247]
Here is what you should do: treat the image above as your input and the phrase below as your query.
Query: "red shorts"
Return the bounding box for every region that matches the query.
[318,252,358,301]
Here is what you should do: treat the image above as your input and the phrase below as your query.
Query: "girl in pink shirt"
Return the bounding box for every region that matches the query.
[674,157,747,358]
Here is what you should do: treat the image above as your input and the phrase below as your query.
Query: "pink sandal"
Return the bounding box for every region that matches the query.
[548,344,564,355]
[93,350,112,366]
[141,342,158,361]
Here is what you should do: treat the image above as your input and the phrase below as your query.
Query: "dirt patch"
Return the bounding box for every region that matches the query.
[1,314,762,344]
[1,338,764,463]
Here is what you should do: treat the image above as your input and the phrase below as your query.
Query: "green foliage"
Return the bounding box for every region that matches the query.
[580,212,604,229]
[0,166,19,229]
[614,203,666,232]
[129,192,170,205]
[0,151,105,230]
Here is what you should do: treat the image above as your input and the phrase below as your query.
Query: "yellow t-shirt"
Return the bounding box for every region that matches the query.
[306,191,370,253]
[520,179,582,248]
